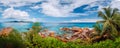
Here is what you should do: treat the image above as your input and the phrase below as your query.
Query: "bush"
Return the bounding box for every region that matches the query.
[0,29,25,48]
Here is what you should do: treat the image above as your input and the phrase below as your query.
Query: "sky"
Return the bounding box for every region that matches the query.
[0,0,120,22]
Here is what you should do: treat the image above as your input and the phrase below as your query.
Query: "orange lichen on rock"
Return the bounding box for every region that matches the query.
[38,32,46,38]
[49,32,55,37]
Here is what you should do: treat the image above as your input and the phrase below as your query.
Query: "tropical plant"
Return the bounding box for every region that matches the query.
[94,23,103,35]
[97,7,120,37]
[0,29,25,48]
[31,22,41,33]
[23,22,42,48]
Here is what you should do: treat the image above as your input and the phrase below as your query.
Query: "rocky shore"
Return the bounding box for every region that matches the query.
[39,27,96,42]
[0,27,97,42]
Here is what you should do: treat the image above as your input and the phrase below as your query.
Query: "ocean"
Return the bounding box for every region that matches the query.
[0,22,96,33]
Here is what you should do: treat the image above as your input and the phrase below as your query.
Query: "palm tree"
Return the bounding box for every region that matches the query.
[97,7,120,37]
[94,23,102,35]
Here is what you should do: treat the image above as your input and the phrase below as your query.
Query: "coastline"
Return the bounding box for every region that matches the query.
[0,22,95,32]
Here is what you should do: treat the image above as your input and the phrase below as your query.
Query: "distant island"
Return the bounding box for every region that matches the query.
[4,21,33,23]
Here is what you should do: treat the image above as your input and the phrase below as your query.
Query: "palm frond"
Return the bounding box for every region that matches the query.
[113,20,120,28]
[112,13,120,20]
[98,11,108,20]
[103,7,112,18]
[100,21,109,36]
[110,23,118,37]
[94,23,102,34]
[96,20,105,23]
[111,8,119,17]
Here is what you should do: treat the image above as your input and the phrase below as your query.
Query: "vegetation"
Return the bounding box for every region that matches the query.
[0,29,25,48]
[0,7,120,48]
[97,7,120,37]
[23,22,42,48]
[1,29,120,48]
[92,7,120,42]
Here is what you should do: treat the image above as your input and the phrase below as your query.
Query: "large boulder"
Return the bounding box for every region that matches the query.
[60,27,71,31]
[71,27,83,33]
[49,32,55,37]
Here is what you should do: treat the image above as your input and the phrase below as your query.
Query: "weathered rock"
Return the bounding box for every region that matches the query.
[40,27,96,42]
[60,27,71,31]
[71,27,83,33]
[73,32,81,36]
[38,32,46,38]
[49,32,55,37]
[61,38,68,43]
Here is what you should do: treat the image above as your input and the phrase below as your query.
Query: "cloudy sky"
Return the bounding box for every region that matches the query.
[0,0,120,22]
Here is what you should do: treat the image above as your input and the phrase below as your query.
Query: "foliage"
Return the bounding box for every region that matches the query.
[31,22,41,33]
[94,23,103,35]
[23,36,120,48]
[23,22,42,48]
[97,7,120,37]
[0,29,25,48]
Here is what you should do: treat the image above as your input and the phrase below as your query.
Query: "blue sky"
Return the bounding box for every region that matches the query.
[0,0,120,22]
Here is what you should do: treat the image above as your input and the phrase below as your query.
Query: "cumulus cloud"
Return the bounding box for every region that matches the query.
[40,0,97,17]
[31,0,120,17]
[1,0,120,17]
[111,0,120,10]
[0,0,42,7]
[2,7,42,22]
[2,7,29,19]
[41,3,63,17]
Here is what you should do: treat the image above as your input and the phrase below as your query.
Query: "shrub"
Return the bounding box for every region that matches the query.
[0,29,25,48]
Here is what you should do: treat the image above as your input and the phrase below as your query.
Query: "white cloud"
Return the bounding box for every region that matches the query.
[67,19,102,22]
[1,7,43,22]
[84,0,112,11]
[2,7,29,19]
[111,0,120,10]
[0,0,42,7]
[1,0,118,17]
[30,0,119,17]
[41,3,63,17]
[0,0,113,17]
[30,5,41,9]
[40,0,97,17]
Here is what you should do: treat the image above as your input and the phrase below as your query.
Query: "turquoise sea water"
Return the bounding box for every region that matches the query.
[0,22,96,33]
